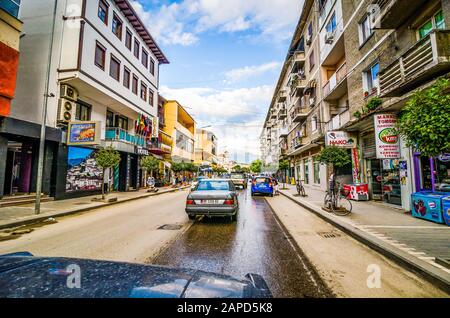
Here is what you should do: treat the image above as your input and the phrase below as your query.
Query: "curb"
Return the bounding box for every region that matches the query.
[277,190,450,294]
[0,186,190,231]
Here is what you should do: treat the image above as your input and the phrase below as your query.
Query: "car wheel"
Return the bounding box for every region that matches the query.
[269,193,274,197]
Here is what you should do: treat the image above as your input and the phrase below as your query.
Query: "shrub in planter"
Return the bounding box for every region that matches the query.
[366,97,383,111]
[353,110,362,119]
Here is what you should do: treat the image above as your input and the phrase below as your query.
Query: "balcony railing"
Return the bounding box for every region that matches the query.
[277,89,287,102]
[291,136,303,149]
[105,127,146,147]
[279,126,289,137]
[371,0,429,30]
[380,30,450,97]
[290,105,309,123]
[325,110,350,131]
[277,108,287,119]
[323,62,347,100]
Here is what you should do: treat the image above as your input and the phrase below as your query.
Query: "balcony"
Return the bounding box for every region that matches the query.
[291,136,303,149]
[105,127,146,147]
[371,0,429,30]
[277,108,287,120]
[147,138,172,156]
[279,126,289,138]
[325,110,350,131]
[380,30,450,97]
[277,89,287,102]
[290,105,309,123]
[323,62,348,101]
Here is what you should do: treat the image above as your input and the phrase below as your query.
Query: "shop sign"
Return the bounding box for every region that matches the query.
[351,148,361,183]
[325,131,356,148]
[67,121,101,145]
[152,117,159,139]
[374,114,400,159]
[136,146,149,156]
[438,154,450,162]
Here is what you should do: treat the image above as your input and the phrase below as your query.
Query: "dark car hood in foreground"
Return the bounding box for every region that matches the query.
[0,253,271,298]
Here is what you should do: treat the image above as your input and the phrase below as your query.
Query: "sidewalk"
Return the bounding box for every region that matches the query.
[277,184,450,292]
[0,186,190,230]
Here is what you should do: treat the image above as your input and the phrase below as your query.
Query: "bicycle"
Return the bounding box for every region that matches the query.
[324,182,352,216]
[296,179,307,197]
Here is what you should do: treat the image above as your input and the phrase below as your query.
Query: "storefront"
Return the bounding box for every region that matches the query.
[413,153,450,192]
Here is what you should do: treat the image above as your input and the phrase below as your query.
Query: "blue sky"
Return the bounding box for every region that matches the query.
[131,0,303,163]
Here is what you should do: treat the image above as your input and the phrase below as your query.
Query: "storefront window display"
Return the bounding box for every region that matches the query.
[313,157,320,184]
[415,154,450,192]
[304,160,309,184]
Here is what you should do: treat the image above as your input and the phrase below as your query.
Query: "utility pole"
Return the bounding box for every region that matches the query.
[35,0,58,214]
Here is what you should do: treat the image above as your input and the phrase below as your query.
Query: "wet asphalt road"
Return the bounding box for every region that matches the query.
[151,187,333,298]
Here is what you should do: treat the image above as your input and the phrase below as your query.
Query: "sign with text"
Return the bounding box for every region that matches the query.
[325,131,356,148]
[374,114,400,159]
[67,121,100,145]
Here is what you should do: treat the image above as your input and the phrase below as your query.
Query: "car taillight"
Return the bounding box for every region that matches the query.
[224,199,234,205]
[186,199,195,205]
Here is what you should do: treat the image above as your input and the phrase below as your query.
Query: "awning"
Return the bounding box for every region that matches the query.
[149,147,171,156]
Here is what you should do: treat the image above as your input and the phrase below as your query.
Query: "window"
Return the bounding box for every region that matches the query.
[304,160,309,184]
[308,22,313,37]
[364,62,380,94]
[142,49,148,68]
[134,39,140,59]
[419,10,446,39]
[117,116,128,130]
[311,115,318,132]
[313,158,320,184]
[309,49,315,70]
[112,13,123,39]
[359,15,372,44]
[150,58,155,76]
[140,82,147,101]
[94,42,106,70]
[125,29,132,50]
[109,55,120,81]
[106,110,115,127]
[75,101,91,121]
[98,0,108,25]
[123,67,130,88]
[132,75,138,95]
[149,89,154,106]
[326,13,337,33]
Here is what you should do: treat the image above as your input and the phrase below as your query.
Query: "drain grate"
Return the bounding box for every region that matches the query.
[318,232,340,238]
[157,224,183,230]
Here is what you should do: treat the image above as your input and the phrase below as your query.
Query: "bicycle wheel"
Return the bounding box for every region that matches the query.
[300,186,306,197]
[332,196,352,216]
[323,193,332,210]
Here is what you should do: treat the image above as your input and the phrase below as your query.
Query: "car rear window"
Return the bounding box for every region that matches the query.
[255,178,270,184]
[197,180,230,191]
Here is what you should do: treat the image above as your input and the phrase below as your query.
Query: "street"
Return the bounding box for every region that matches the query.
[0,188,447,297]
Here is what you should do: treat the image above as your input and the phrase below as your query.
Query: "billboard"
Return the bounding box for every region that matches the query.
[66,146,103,192]
[325,131,356,148]
[67,121,100,145]
[374,114,400,159]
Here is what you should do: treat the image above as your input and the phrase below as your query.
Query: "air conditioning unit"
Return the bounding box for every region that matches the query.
[57,98,77,123]
[306,35,312,45]
[60,84,78,101]
[325,32,334,44]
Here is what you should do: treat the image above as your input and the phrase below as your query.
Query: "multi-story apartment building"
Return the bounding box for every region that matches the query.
[162,100,195,163]
[194,128,218,168]
[6,0,168,199]
[0,0,24,198]
[261,0,449,211]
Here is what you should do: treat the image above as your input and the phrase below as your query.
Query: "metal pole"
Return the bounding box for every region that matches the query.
[35,0,58,214]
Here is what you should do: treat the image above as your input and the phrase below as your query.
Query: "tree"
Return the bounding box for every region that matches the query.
[232,164,242,172]
[140,155,160,178]
[398,78,450,157]
[316,146,351,175]
[250,159,262,173]
[94,146,121,200]
[278,159,290,189]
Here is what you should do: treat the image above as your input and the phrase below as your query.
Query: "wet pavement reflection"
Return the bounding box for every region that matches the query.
[151,188,333,298]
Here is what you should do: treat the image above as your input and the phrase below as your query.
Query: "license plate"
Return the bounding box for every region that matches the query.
[199,199,223,204]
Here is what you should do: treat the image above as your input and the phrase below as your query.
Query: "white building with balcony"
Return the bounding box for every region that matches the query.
[12,0,169,199]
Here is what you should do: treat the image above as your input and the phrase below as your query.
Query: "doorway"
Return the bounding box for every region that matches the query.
[3,142,34,195]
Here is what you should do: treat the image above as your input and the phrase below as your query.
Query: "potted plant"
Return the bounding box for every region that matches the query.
[366,97,383,112]
[353,110,362,119]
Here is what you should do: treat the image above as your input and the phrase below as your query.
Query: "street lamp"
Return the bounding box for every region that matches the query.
[35,0,58,214]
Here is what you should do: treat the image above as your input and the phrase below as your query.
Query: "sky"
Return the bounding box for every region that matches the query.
[130,0,304,163]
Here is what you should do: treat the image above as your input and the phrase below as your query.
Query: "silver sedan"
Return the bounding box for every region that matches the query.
[185,179,239,221]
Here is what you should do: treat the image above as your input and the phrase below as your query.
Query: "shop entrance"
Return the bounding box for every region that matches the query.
[367,159,402,206]
[3,141,34,196]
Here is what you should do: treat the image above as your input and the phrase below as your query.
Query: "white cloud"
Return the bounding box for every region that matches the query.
[130,0,304,46]
[224,62,281,84]
[160,85,274,157]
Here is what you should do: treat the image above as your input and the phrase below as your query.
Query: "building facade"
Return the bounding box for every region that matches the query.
[194,128,218,170]
[6,0,168,199]
[162,100,196,163]
[261,0,450,211]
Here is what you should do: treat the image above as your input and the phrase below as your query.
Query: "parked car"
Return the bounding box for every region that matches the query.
[0,252,272,298]
[230,173,247,189]
[186,179,239,221]
[251,176,274,197]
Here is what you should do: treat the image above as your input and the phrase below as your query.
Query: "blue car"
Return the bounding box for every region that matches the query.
[251,176,274,197]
